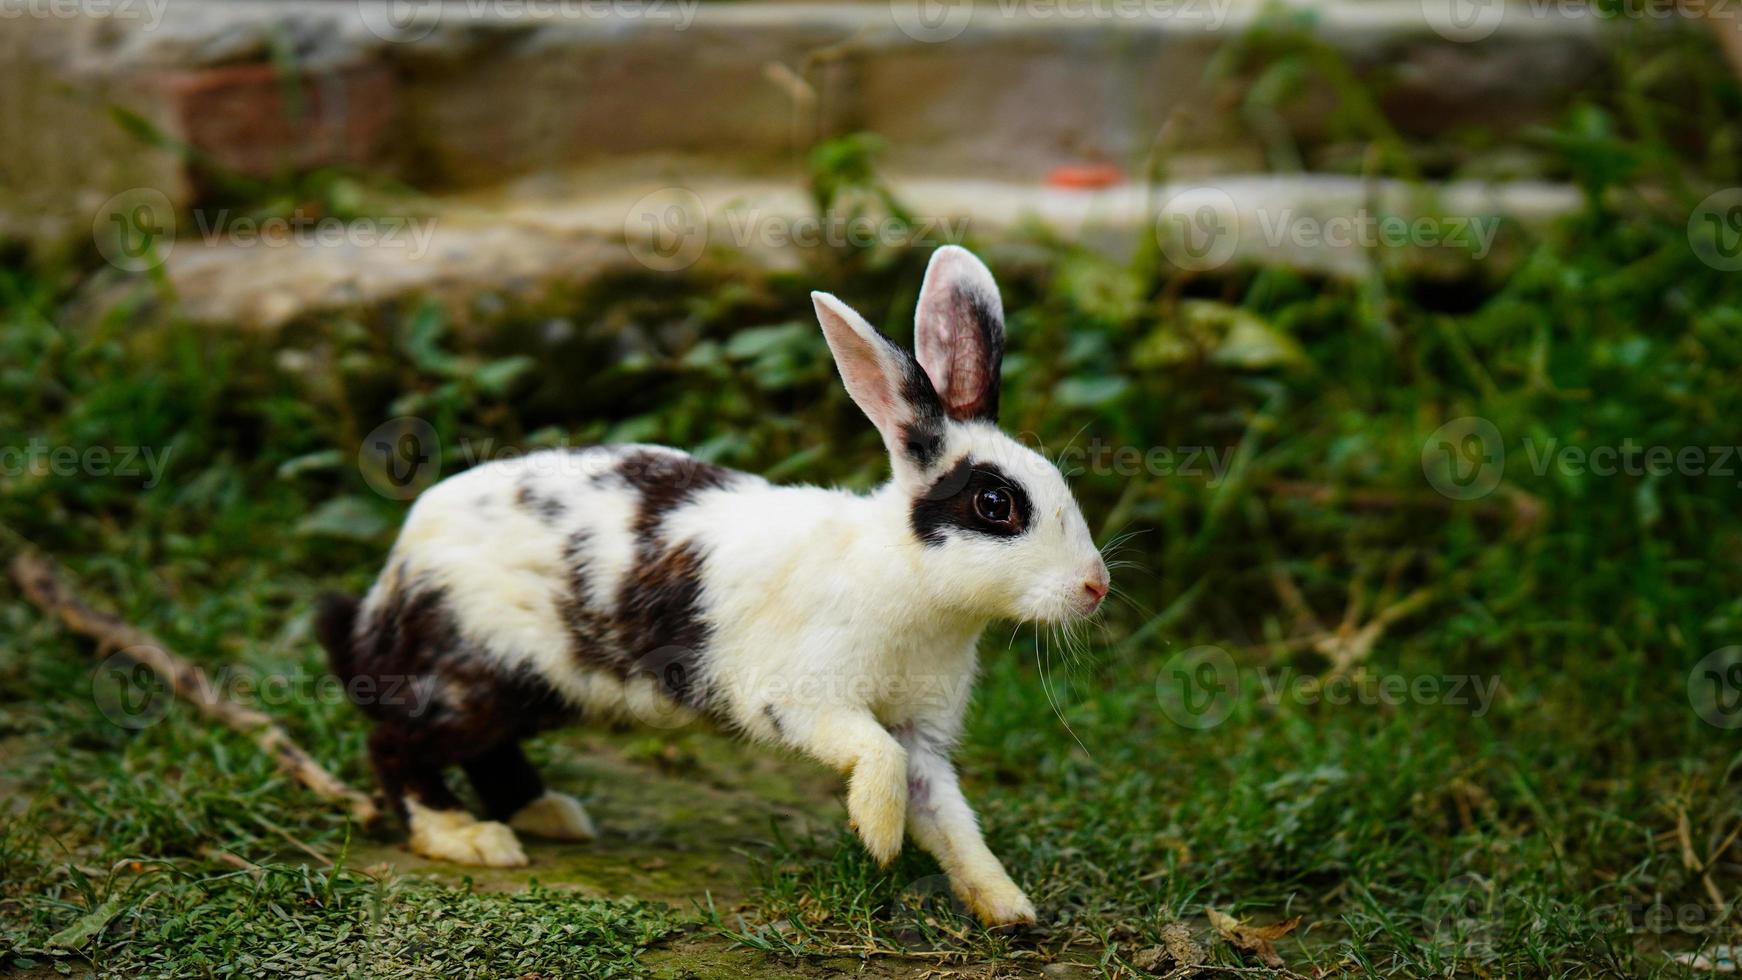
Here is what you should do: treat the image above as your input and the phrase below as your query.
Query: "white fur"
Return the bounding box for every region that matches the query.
[406,799,528,867]
[358,248,1106,926]
[510,791,597,840]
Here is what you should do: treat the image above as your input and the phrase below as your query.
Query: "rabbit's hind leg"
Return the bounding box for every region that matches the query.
[464,740,597,841]
[370,723,528,867]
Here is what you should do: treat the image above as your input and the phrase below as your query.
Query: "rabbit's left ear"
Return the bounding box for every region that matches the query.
[915,246,1005,423]
[812,291,945,472]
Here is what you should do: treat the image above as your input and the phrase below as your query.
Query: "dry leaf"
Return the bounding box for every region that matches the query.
[1131,946,1168,972]
[1160,921,1205,967]
[1131,922,1204,975]
[1207,907,1301,969]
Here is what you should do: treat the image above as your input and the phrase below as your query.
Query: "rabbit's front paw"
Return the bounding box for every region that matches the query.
[847,756,907,865]
[510,791,597,841]
[407,801,529,867]
[960,878,1037,928]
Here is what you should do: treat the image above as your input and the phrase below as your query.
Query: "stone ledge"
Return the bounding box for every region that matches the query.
[79,172,1582,332]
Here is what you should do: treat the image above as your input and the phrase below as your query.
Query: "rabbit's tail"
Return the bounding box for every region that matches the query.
[315,592,361,682]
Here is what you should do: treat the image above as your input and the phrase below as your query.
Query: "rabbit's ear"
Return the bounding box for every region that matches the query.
[812,291,944,467]
[915,246,1005,423]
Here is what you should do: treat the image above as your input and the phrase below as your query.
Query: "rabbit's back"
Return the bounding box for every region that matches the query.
[350,444,756,728]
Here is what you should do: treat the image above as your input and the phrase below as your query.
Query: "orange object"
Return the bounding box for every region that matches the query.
[1046,164,1124,189]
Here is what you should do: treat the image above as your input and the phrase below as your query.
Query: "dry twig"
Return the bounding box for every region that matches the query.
[9,551,380,828]
[1676,802,1729,917]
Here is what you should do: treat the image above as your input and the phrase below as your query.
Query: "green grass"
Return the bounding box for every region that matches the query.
[4,14,1742,980]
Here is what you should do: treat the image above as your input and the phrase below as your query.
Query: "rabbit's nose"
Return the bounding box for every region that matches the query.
[1081,577,1109,609]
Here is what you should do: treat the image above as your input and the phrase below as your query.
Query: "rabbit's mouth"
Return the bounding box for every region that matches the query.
[1017,574,1111,624]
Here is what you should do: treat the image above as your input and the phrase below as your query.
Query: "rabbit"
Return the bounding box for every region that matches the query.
[315,245,1110,927]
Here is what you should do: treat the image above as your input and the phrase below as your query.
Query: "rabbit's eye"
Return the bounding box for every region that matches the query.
[974,487,1016,527]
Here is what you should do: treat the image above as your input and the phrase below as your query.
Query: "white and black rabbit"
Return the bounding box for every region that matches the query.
[316,246,1109,926]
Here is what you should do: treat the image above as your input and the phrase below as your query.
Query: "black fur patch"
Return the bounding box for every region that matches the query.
[463,741,548,820]
[514,480,567,524]
[871,329,949,470]
[909,458,1033,546]
[902,420,945,471]
[614,450,735,538]
[554,450,736,712]
[956,289,1004,423]
[332,577,573,819]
